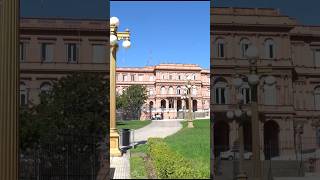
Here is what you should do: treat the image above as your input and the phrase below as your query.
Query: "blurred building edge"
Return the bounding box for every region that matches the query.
[211,7,320,175]
[116,64,210,120]
[0,0,19,179]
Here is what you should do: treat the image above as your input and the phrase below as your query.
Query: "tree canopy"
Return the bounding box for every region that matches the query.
[20,72,108,150]
[116,84,148,120]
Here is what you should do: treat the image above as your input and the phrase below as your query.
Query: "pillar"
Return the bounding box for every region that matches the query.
[0,0,19,179]
[110,45,121,157]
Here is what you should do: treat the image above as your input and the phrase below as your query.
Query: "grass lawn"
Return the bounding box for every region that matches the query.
[164,119,210,178]
[116,120,151,130]
[129,119,210,179]
[130,156,148,179]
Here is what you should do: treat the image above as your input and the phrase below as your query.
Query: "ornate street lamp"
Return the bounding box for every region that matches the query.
[245,45,262,179]
[226,77,251,180]
[184,76,194,128]
[110,17,131,157]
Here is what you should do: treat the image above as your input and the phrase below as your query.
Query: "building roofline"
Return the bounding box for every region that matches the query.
[20,17,108,22]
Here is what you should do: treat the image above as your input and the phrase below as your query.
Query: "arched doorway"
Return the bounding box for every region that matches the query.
[243,120,252,152]
[177,99,182,111]
[193,100,197,112]
[214,121,230,157]
[264,120,280,160]
[160,99,166,108]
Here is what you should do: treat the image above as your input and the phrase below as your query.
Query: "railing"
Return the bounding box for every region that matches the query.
[19,133,107,180]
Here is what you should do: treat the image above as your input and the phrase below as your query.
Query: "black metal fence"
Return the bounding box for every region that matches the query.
[213,143,320,179]
[19,133,108,180]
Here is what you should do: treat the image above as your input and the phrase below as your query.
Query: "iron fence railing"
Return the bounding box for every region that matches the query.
[19,133,107,180]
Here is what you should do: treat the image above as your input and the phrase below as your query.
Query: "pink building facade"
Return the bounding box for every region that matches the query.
[116,64,210,120]
[211,7,320,165]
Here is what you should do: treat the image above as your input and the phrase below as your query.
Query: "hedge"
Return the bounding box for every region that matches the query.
[147,138,207,179]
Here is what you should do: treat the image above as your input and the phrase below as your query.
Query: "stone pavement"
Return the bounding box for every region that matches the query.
[132,119,183,143]
[110,152,130,179]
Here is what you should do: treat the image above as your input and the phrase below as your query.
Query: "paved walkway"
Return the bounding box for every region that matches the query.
[110,119,183,179]
[110,152,130,179]
[133,119,183,143]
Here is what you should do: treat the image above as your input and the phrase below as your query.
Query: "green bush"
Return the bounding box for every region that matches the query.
[147,138,207,179]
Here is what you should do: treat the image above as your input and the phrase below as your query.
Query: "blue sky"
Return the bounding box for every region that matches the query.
[21,0,108,19]
[111,1,210,68]
[213,0,320,25]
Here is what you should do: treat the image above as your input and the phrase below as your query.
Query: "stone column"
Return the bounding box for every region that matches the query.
[110,45,121,157]
[0,0,19,179]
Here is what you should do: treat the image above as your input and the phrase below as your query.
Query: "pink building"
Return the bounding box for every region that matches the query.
[211,7,320,166]
[116,64,210,120]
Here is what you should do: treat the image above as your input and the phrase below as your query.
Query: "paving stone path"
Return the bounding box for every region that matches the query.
[133,119,183,144]
[110,119,183,179]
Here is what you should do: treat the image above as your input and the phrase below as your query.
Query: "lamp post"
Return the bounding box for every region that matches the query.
[245,46,262,179]
[184,76,194,128]
[110,17,131,157]
[181,95,186,119]
[227,77,251,180]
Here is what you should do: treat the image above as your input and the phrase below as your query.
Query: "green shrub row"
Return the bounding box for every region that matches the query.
[147,138,207,179]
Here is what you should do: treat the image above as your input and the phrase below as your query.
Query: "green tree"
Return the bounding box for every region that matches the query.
[117,84,148,120]
[20,72,108,150]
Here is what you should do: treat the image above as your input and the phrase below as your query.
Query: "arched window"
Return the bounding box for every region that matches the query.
[160,99,166,108]
[168,86,174,94]
[240,38,250,58]
[176,86,181,95]
[169,98,174,109]
[215,38,225,58]
[264,76,277,105]
[161,86,166,95]
[315,86,320,110]
[40,82,52,94]
[240,82,251,104]
[20,82,28,106]
[265,39,276,59]
[214,80,228,104]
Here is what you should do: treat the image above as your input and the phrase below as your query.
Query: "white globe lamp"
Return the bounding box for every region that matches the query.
[110,17,120,27]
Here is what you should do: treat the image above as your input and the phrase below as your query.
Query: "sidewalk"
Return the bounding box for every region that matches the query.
[110,152,130,179]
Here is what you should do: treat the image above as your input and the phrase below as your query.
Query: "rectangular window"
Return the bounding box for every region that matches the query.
[20,42,26,62]
[221,88,225,104]
[269,45,274,59]
[131,75,135,81]
[67,43,78,63]
[314,49,320,67]
[242,44,249,57]
[92,45,106,63]
[41,43,54,62]
[218,43,224,58]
